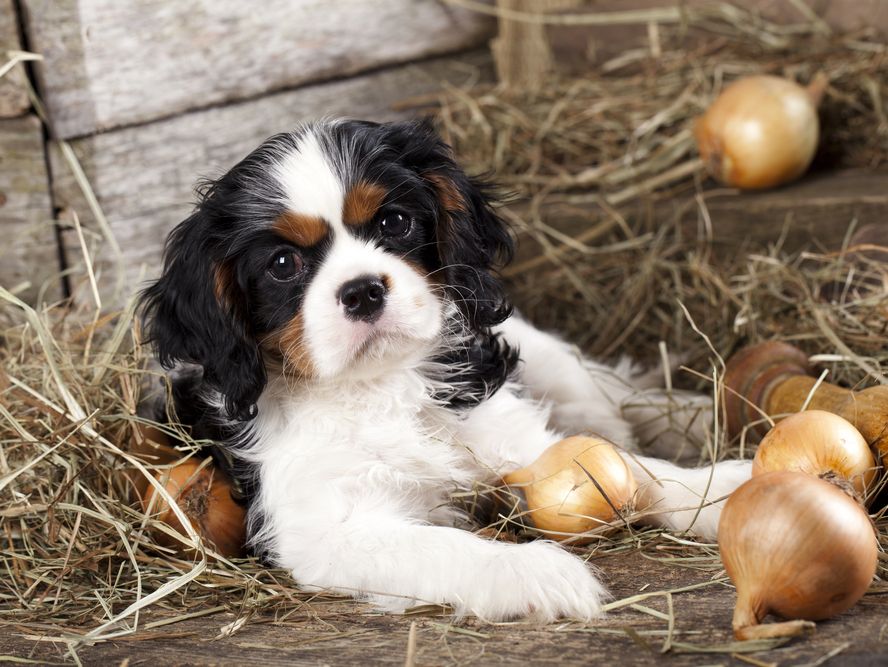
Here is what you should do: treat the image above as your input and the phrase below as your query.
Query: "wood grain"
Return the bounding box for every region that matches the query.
[0,114,59,303]
[548,0,888,71]
[510,168,888,268]
[0,0,29,118]
[0,549,884,665]
[49,51,493,301]
[21,0,493,139]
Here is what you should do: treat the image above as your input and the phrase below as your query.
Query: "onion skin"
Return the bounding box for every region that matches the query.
[502,435,636,541]
[695,75,822,190]
[141,458,247,558]
[752,410,877,499]
[719,471,877,640]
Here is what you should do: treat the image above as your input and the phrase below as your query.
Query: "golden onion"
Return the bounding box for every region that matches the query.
[502,435,636,541]
[719,471,877,640]
[695,74,824,189]
[752,410,877,499]
[141,458,246,558]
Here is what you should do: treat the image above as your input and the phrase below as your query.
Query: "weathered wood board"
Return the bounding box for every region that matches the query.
[675,169,888,252]
[0,114,59,304]
[546,0,888,70]
[0,0,30,118]
[48,51,493,301]
[0,549,885,665]
[21,0,494,140]
[510,168,888,270]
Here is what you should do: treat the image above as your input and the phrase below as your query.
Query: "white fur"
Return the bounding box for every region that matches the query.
[302,234,443,378]
[242,306,751,622]
[272,128,344,232]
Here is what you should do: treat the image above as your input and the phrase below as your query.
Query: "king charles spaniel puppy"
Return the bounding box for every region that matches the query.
[140,119,751,622]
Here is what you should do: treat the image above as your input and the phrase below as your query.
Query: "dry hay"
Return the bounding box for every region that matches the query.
[426,1,888,372]
[0,292,327,659]
[1,1,887,661]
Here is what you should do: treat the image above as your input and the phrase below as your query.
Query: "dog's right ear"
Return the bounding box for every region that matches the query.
[139,209,266,421]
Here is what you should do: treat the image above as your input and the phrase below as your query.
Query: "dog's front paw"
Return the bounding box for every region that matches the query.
[464,541,607,622]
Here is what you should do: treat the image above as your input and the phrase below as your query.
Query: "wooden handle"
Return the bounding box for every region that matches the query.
[724,341,888,466]
[723,341,810,438]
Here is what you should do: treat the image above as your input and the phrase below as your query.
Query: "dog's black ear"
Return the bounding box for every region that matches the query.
[139,209,266,421]
[427,164,514,329]
[389,120,514,329]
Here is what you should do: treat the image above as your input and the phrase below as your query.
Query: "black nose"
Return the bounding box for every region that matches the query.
[338,275,387,322]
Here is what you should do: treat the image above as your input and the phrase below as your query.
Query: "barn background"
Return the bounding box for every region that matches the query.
[2,0,886,307]
[1,1,887,665]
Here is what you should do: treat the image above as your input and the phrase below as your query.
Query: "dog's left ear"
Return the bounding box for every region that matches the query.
[391,121,514,329]
[426,164,514,328]
[139,206,267,422]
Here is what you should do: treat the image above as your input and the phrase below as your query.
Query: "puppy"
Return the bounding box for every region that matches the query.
[140,119,751,622]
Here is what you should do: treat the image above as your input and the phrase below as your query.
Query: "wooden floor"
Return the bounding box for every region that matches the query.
[3,547,886,666]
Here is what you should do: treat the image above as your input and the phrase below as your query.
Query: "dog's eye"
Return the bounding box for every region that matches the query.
[379,212,412,238]
[267,251,303,282]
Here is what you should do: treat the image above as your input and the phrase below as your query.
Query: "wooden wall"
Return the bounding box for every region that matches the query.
[21,0,493,140]
[2,0,493,304]
[2,1,885,305]
[0,0,58,304]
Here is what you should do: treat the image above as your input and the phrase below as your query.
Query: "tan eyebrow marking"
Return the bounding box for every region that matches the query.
[272,211,329,247]
[343,181,387,227]
[213,261,235,307]
[424,173,467,212]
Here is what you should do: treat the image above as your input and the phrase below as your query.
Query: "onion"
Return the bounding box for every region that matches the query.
[141,458,246,558]
[718,471,878,640]
[753,410,877,500]
[695,74,824,189]
[502,435,636,541]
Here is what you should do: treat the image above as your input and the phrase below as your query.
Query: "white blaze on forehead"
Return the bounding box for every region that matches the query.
[272,129,344,229]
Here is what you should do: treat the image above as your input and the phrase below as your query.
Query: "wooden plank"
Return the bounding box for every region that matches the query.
[510,168,888,269]
[547,0,888,71]
[49,51,493,301]
[679,168,888,252]
[0,114,59,303]
[21,0,494,139]
[0,549,884,664]
[0,0,30,118]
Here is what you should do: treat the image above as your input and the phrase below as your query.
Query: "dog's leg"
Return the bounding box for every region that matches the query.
[277,511,607,622]
[456,383,563,472]
[497,315,639,406]
[496,316,640,446]
[497,316,718,462]
[621,389,715,464]
[622,453,752,540]
[496,315,751,539]
[460,387,750,541]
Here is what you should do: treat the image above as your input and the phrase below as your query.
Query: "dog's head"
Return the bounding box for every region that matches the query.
[140,120,514,420]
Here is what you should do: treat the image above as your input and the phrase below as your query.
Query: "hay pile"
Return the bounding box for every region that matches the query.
[0,293,322,658]
[429,1,888,373]
[1,0,886,658]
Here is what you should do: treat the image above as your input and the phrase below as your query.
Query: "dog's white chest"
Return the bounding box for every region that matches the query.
[247,372,479,529]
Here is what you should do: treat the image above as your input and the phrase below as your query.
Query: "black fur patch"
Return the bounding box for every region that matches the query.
[430,332,519,409]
